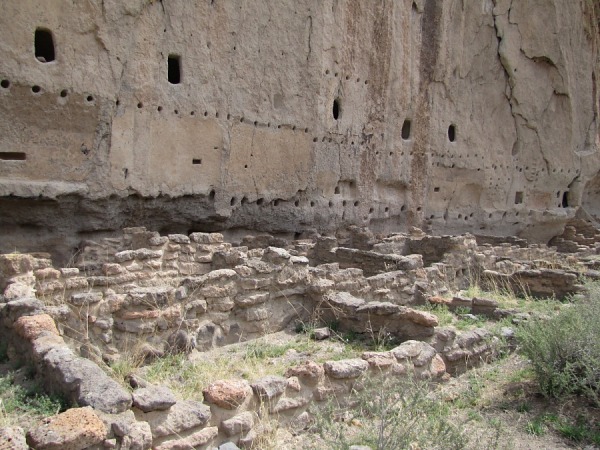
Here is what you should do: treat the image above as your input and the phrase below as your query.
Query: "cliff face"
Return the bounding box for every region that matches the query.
[0,0,599,261]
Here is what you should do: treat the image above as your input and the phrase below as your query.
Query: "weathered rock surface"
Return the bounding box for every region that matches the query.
[119,421,153,450]
[132,385,177,413]
[0,426,27,450]
[26,407,107,450]
[42,346,132,413]
[143,400,211,438]
[285,360,325,384]
[14,314,59,340]
[154,426,218,450]
[220,411,255,437]
[203,379,251,410]
[0,1,599,261]
[323,359,369,379]
[251,376,288,401]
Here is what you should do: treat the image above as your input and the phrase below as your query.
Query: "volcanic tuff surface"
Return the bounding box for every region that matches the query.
[0,0,599,263]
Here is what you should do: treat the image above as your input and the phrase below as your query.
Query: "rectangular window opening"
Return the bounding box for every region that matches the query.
[168,55,181,84]
[192,158,202,165]
[0,152,27,161]
[34,28,55,63]
[562,191,569,207]
[401,119,411,140]
[515,191,524,204]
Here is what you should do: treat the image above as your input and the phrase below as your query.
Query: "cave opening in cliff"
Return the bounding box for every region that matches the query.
[333,98,341,120]
[448,124,456,142]
[562,191,569,207]
[402,119,411,140]
[34,28,55,63]
[168,54,181,84]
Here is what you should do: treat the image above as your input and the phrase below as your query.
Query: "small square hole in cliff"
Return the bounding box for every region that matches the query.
[402,119,411,140]
[0,152,26,161]
[34,28,55,63]
[515,191,523,204]
[448,124,456,142]
[168,54,181,84]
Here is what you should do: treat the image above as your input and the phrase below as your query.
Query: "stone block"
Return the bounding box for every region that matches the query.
[208,297,235,312]
[220,411,254,436]
[361,351,395,369]
[203,379,251,410]
[132,385,177,412]
[115,251,135,262]
[391,341,437,367]
[42,347,132,413]
[70,292,103,306]
[64,277,88,290]
[133,249,163,260]
[271,396,309,413]
[14,314,59,340]
[35,268,61,280]
[262,247,292,264]
[244,307,269,322]
[154,426,218,450]
[251,376,287,401]
[190,232,224,244]
[26,407,107,450]
[168,234,190,244]
[323,359,369,379]
[120,421,152,450]
[285,361,324,384]
[234,292,269,307]
[0,426,27,450]
[144,400,211,438]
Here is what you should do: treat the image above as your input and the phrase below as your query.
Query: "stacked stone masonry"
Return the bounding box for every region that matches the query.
[0,227,596,449]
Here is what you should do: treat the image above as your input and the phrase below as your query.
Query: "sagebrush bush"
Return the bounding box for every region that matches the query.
[310,375,468,450]
[517,283,600,405]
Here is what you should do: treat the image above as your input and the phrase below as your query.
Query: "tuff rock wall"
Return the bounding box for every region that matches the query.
[0,0,599,264]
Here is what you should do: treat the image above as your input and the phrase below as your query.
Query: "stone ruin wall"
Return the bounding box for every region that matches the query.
[1,225,593,367]
[1,0,600,265]
[2,224,598,448]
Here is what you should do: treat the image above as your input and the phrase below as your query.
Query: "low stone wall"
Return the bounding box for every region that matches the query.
[0,300,496,450]
[0,226,590,368]
[0,229,448,363]
[549,219,600,253]
[481,268,584,300]
[5,226,579,449]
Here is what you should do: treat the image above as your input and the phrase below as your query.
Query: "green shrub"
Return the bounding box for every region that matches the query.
[310,375,468,450]
[517,283,600,405]
[0,372,66,427]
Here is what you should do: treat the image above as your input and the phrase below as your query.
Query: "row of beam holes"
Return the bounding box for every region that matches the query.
[0,80,96,104]
[28,28,321,136]
[3,28,38,159]
[429,210,536,222]
[433,153,580,177]
[485,211,526,221]
[27,27,453,148]
[138,101,317,135]
[324,70,369,86]
[229,197,423,212]
[20,25,571,197]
